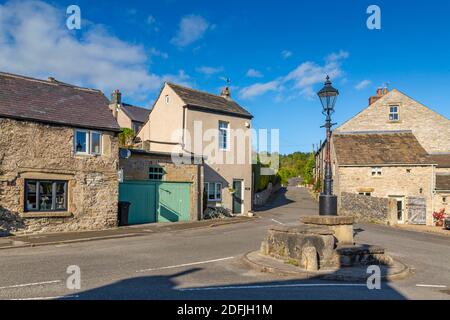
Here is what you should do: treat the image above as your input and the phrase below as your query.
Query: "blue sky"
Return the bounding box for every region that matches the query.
[1,0,449,153]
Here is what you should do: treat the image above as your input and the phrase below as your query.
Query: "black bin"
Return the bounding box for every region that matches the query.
[118,201,131,226]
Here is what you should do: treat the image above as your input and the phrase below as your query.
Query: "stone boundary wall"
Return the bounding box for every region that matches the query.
[339,192,396,225]
[253,183,281,207]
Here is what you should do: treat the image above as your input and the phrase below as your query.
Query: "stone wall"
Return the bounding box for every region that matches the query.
[119,152,202,221]
[336,165,434,225]
[335,89,450,153]
[0,118,119,236]
[339,192,396,224]
[253,183,281,207]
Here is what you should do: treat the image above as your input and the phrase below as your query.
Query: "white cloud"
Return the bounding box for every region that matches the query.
[246,69,263,78]
[239,51,349,100]
[281,50,293,59]
[171,15,211,47]
[355,80,371,90]
[239,81,280,99]
[196,66,224,76]
[0,0,187,102]
[146,15,159,32]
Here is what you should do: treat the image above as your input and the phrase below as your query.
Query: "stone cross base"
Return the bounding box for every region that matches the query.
[300,216,355,245]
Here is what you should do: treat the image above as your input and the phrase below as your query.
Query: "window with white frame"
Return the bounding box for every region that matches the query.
[371,167,382,177]
[74,130,102,155]
[218,121,229,150]
[204,182,222,201]
[389,105,399,121]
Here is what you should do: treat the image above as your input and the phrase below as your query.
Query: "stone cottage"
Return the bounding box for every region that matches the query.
[315,88,450,226]
[0,72,120,235]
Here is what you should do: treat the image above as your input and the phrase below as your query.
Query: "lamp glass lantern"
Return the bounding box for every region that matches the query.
[317,76,339,114]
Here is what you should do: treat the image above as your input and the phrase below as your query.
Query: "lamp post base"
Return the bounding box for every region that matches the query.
[319,194,338,216]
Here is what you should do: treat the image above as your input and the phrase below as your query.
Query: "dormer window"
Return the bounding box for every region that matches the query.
[389,105,399,121]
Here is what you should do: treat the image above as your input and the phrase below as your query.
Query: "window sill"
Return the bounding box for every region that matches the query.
[21,212,73,219]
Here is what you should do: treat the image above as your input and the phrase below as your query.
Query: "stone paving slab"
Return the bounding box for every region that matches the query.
[243,250,412,282]
[0,216,256,250]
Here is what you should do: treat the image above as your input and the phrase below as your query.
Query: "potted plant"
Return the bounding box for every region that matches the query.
[433,208,446,227]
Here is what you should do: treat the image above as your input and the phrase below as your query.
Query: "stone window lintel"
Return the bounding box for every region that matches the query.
[20,212,73,219]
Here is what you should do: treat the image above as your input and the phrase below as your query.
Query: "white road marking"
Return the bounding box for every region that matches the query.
[11,295,79,300]
[416,284,447,288]
[178,283,368,291]
[271,219,284,225]
[137,256,236,273]
[0,280,62,290]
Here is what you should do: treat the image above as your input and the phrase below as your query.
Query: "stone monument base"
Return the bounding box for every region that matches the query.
[260,217,392,271]
[301,215,355,245]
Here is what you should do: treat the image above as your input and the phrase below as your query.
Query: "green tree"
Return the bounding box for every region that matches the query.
[118,128,135,148]
[302,153,315,185]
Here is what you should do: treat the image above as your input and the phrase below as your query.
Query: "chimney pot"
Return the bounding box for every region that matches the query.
[111,89,122,105]
[221,86,231,100]
[383,87,389,95]
[377,88,383,97]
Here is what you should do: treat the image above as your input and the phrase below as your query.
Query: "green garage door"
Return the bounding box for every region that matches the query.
[119,181,191,225]
[119,181,157,224]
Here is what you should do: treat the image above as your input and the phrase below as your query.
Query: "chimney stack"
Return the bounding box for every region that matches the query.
[369,87,389,106]
[221,86,231,100]
[110,89,122,119]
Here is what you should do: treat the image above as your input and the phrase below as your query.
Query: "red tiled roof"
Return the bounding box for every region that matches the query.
[0,72,120,132]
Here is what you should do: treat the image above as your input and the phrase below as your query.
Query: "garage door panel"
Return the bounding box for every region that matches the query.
[158,183,191,223]
[119,182,157,224]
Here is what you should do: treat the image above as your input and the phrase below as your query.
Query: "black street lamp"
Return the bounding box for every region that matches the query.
[317,76,339,216]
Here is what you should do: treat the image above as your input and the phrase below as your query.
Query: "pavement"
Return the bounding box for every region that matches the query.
[0,216,255,250]
[0,187,449,300]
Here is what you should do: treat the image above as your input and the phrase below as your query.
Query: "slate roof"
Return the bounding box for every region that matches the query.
[333,132,433,166]
[122,103,150,123]
[167,82,253,119]
[429,154,450,168]
[0,72,120,132]
[436,174,450,191]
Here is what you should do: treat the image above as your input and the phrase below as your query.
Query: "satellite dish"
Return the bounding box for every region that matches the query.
[119,149,131,159]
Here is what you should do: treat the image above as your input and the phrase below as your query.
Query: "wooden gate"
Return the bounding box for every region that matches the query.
[407,197,426,225]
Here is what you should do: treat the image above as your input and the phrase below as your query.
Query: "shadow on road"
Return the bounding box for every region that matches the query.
[64,265,407,300]
[253,188,294,212]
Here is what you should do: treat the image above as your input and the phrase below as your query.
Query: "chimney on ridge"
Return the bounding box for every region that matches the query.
[368,87,389,106]
[110,89,122,119]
